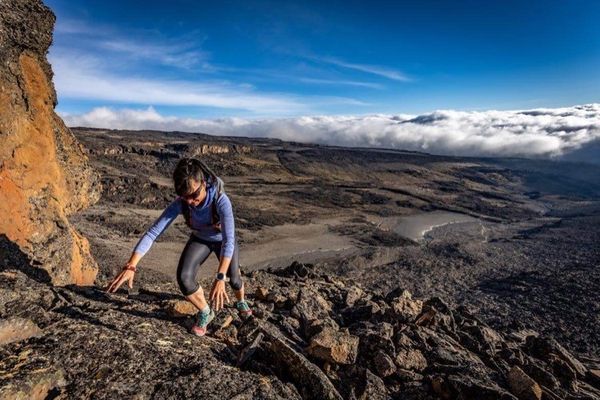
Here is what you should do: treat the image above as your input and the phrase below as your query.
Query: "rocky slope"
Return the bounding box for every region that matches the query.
[1,261,600,399]
[70,127,600,360]
[0,0,101,285]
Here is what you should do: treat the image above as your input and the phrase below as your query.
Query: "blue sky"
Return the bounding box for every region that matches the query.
[47,0,600,119]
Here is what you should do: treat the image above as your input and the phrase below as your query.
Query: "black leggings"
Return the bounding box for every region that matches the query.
[176,235,243,296]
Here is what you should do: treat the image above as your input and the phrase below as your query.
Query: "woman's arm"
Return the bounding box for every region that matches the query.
[106,198,182,293]
[210,194,235,310]
[216,194,235,263]
[131,198,183,260]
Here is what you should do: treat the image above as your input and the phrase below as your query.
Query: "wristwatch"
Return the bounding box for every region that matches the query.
[215,272,226,281]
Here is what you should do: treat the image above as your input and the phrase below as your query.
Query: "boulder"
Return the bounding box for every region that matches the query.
[255,286,269,301]
[0,367,66,400]
[386,288,423,322]
[416,297,456,333]
[447,375,517,400]
[266,291,288,306]
[291,288,332,327]
[507,366,542,400]
[305,317,340,338]
[373,350,397,377]
[275,261,315,278]
[463,324,504,355]
[164,300,197,318]
[395,349,428,372]
[395,368,424,382]
[525,336,587,377]
[353,321,395,355]
[307,327,359,365]
[342,299,381,323]
[258,321,343,400]
[357,369,389,400]
[344,286,365,307]
[522,362,559,390]
[430,375,452,399]
[588,369,600,387]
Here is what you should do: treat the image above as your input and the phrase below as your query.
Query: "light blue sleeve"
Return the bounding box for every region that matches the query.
[133,198,182,257]
[217,194,235,258]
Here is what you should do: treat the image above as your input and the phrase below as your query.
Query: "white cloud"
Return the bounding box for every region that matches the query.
[298,77,384,89]
[96,39,209,70]
[53,18,212,70]
[318,56,411,82]
[49,54,308,114]
[49,49,368,114]
[62,104,600,159]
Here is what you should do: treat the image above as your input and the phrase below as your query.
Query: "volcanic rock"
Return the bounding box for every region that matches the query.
[247,319,344,400]
[386,288,423,322]
[0,0,101,285]
[525,336,588,377]
[344,286,365,307]
[357,369,389,400]
[306,327,359,365]
[395,348,428,372]
[255,286,269,300]
[1,261,598,399]
[165,299,197,317]
[291,287,332,328]
[0,317,42,345]
[0,364,65,400]
[507,366,542,400]
[373,350,397,377]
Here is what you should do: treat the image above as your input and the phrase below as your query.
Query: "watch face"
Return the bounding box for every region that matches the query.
[216,273,225,280]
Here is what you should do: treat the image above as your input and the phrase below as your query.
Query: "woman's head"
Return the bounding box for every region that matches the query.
[173,158,225,205]
[173,158,207,197]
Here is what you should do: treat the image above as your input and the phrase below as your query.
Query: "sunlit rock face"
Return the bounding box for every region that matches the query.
[0,0,101,285]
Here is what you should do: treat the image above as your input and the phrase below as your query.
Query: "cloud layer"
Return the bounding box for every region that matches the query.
[62,104,600,160]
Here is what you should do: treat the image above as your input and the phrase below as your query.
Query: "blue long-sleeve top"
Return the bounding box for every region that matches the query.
[133,184,235,258]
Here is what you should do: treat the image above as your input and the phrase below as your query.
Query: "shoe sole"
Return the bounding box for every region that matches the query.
[239,310,253,320]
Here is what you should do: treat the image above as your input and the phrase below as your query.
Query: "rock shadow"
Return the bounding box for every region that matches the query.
[0,234,52,284]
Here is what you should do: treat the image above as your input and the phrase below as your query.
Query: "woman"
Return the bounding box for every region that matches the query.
[107,157,252,337]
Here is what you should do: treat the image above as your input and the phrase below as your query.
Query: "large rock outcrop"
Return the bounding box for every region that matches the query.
[0,0,101,285]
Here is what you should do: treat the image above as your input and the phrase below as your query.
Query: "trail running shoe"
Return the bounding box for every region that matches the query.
[236,300,253,319]
[191,309,215,337]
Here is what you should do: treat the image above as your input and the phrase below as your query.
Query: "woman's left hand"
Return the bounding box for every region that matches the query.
[210,279,229,311]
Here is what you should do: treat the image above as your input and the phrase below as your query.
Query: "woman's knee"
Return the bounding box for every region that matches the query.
[177,274,200,296]
[228,268,243,291]
[229,276,243,291]
[177,238,210,296]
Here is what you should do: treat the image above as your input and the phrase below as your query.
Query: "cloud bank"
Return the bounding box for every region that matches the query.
[62,104,600,160]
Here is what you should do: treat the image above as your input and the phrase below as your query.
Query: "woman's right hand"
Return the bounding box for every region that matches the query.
[106,264,136,293]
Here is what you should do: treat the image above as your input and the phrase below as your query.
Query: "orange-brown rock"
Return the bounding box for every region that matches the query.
[306,327,359,365]
[165,299,198,317]
[0,0,101,285]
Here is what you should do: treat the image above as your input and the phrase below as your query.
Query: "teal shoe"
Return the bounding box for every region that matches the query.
[191,309,215,337]
[236,300,253,319]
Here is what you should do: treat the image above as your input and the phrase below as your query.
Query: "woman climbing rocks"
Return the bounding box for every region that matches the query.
[107,157,252,336]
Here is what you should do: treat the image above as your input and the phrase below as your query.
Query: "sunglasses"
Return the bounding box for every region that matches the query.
[182,183,204,200]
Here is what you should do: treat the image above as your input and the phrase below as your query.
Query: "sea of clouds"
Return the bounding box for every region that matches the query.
[62,104,600,161]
